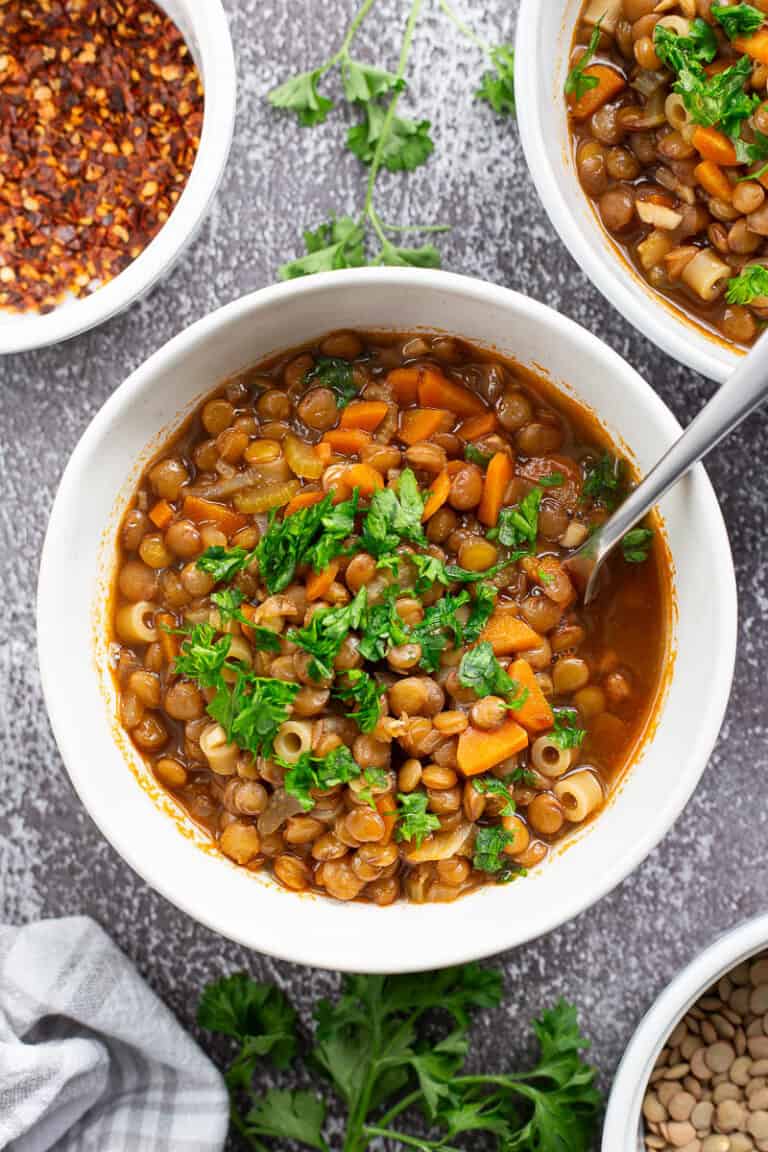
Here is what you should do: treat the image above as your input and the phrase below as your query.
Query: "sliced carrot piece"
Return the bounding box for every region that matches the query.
[459,412,497,440]
[417,367,486,417]
[306,560,340,601]
[694,160,733,203]
[568,64,626,121]
[457,719,529,776]
[481,611,541,655]
[477,452,513,527]
[387,366,422,406]
[284,490,325,517]
[321,428,372,455]
[156,612,180,666]
[509,658,555,734]
[422,469,451,521]
[376,793,398,843]
[339,400,389,431]
[148,499,174,529]
[315,441,333,464]
[692,126,739,167]
[398,407,453,445]
[734,28,768,65]
[339,462,384,498]
[182,495,247,536]
[446,459,465,476]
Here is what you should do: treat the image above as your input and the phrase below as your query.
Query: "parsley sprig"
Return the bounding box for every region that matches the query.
[457,641,529,708]
[395,791,441,847]
[565,20,602,102]
[438,0,516,118]
[280,745,365,811]
[712,4,765,39]
[305,357,359,408]
[551,707,586,751]
[726,262,768,304]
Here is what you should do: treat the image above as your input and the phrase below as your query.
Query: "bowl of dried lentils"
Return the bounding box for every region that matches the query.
[603,913,768,1152]
[0,0,235,354]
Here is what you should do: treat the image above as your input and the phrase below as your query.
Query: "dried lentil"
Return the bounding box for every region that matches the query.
[0,0,203,313]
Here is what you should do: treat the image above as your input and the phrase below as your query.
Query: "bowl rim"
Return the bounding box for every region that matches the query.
[602,912,768,1150]
[514,0,740,385]
[36,268,738,970]
[0,0,236,355]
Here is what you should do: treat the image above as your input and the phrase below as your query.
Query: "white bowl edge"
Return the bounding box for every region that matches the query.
[515,0,741,384]
[36,268,738,972]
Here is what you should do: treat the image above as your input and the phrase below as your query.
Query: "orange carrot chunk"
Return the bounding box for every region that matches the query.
[422,469,451,521]
[182,496,247,536]
[156,612,180,666]
[568,64,626,121]
[148,499,174,529]
[398,407,453,445]
[321,428,372,455]
[692,126,739,166]
[477,452,513,527]
[417,367,486,416]
[457,719,529,776]
[386,366,422,406]
[694,160,733,203]
[306,560,340,602]
[459,412,498,440]
[509,658,555,734]
[340,400,389,431]
[481,611,541,655]
[337,462,385,498]
[376,793,398,843]
[284,490,325,517]
[734,28,768,65]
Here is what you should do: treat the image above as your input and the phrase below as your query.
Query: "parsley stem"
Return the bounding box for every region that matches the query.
[333,0,379,66]
[375,1088,425,1128]
[437,0,490,54]
[364,1127,462,1151]
[377,219,452,233]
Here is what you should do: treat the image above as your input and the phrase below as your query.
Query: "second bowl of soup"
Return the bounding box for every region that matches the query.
[38,269,736,970]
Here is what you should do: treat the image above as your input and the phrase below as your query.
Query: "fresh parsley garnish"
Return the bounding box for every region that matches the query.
[551,707,586,750]
[268,67,334,127]
[674,54,758,139]
[305,357,358,408]
[487,486,542,550]
[726,262,768,304]
[476,44,516,117]
[279,216,366,280]
[213,674,299,759]
[712,3,765,39]
[395,791,441,847]
[211,588,281,652]
[410,591,471,672]
[464,443,493,469]
[457,641,529,707]
[582,453,624,509]
[472,776,516,815]
[281,745,362,811]
[288,586,367,681]
[359,468,426,555]
[197,545,254,584]
[539,471,565,488]
[358,587,411,663]
[473,825,515,872]
[347,100,434,171]
[653,17,717,74]
[622,527,654,563]
[565,21,602,102]
[464,582,497,644]
[256,493,357,594]
[333,669,385,733]
[173,622,233,687]
[199,964,601,1152]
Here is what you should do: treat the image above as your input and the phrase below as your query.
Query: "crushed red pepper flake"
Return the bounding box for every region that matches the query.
[0,0,204,314]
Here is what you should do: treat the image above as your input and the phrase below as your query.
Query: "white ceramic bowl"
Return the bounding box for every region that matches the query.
[515,0,740,384]
[603,913,768,1150]
[0,0,235,355]
[37,268,737,972]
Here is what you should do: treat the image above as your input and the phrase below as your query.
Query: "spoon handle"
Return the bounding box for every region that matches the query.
[591,331,768,564]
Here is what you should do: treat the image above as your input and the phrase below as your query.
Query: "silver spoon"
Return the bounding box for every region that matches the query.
[567,332,768,604]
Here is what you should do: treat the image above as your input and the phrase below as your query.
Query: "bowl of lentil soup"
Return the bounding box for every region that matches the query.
[516,0,755,381]
[603,913,768,1152]
[0,0,235,354]
[38,269,735,971]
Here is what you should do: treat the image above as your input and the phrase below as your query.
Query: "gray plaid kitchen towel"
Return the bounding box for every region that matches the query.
[0,917,228,1151]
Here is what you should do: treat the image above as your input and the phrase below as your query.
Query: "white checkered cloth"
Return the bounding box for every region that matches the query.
[0,917,229,1151]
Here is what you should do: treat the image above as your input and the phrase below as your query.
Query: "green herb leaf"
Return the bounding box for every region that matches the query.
[347,101,434,171]
[464,583,497,644]
[476,44,516,118]
[464,443,493,469]
[734,127,768,165]
[472,776,516,815]
[712,4,765,39]
[268,68,334,127]
[256,492,355,594]
[197,973,297,1076]
[581,452,624,509]
[360,468,426,555]
[212,674,300,759]
[473,826,515,872]
[410,590,471,672]
[196,545,253,584]
[457,641,529,707]
[551,706,586,750]
[539,471,565,488]
[395,791,441,847]
[288,586,368,681]
[622,526,654,563]
[565,21,601,101]
[305,357,359,408]
[377,237,442,268]
[278,216,367,280]
[674,54,758,138]
[358,587,411,663]
[342,58,403,103]
[487,485,542,550]
[726,262,768,303]
[333,669,385,733]
[653,18,717,74]
[211,589,281,653]
[173,623,233,688]
[247,1089,328,1151]
[282,745,362,811]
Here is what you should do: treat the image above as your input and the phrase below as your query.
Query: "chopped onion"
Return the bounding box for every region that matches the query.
[234,479,300,513]
[405,821,475,864]
[257,788,304,836]
[284,432,325,480]
[636,200,683,230]
[187,468,269,500]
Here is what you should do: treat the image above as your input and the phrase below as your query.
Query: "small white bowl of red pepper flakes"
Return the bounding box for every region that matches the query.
[0,0,235,354]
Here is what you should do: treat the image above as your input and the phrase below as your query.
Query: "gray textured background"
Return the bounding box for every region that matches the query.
[2,0,766,1145]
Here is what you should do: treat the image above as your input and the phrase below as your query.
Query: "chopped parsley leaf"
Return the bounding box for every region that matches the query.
[551,707,586,750]
[358,588,411,663]
[464,443,492,469]
[538,472,565,488]
[457,642,529,708]
[712,4,765,39]
[395,791,441,848]
[622,527,654,564]
[565,21,602,102]
[476,43,516,118]
[581,453,624,509]
[173,623,233,687]
[196,545,254,584]
[410,591,471,672]
[473,826,515,873]
[464,583,497,644]
[210,672,300,759]
[282,746,361,811]
[674,54,758,139]
[288,586,367,680]
[359,468,426,556]
[653,18,717,74]
[487,487,542,550]
[333,669,385,733]
[211,588,281,653]
[472,777,516,815]
[305,357,358,409]
[726,263,768,304]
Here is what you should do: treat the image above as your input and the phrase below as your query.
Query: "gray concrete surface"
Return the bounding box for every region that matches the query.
[1,0,766,1145]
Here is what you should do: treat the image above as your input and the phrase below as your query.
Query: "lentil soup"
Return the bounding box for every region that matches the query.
[567,0,768,347]
[111,330,669,906]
